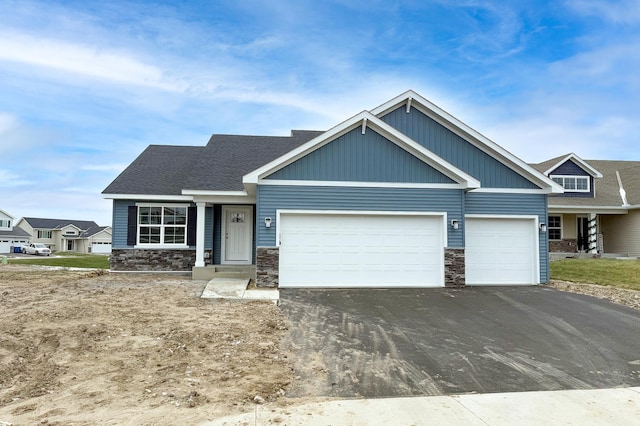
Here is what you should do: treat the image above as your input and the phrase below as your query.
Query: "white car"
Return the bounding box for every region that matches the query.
[22,243,51,256]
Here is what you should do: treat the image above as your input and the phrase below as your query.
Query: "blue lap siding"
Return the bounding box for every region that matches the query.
[256,185,464,248]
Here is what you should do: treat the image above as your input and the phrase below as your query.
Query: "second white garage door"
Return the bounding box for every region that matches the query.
[465,216,539,285]
[278,212,445,288]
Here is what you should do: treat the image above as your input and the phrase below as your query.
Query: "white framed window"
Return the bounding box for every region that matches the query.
[551,175,590,192]
[0,219,10,229]
[37,230,53,239]
[548,215,562,241]
[136,204,188,246]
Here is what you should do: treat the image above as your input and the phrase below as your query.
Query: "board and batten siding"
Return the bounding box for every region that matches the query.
[266,127,455,184]
[381,106,539,189]
[256,185,464,248]
[547,160,594,198]
[111,199,213,249]
[600,211,640,257]
[465,192,549,283]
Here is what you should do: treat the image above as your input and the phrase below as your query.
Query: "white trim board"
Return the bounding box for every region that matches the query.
[543,153,603,178]
[275,209,449,248]
[370,90,563,194]
[244,111,481,190]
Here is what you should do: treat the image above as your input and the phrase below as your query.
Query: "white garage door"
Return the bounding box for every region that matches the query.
[278,213,444,288]
[91,243,112,254]
[465,217,538,285]
[0,240,10,254]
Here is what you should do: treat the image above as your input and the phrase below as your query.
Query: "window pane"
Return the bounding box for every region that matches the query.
[549,229,561,240]
[164,207,187,225]
[164,227,185,244]
[548,216,560,227]
[564,178,576,190]
[552,177,563,185]
[576,177,588,190]
[139,207,162,225]
[139,226,161,244]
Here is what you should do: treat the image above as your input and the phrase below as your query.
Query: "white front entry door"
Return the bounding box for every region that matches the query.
[222,206,253,264]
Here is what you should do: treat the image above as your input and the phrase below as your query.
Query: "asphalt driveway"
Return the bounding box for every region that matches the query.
[280,286,640,398]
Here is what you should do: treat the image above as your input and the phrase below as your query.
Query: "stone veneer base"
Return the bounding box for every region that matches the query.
[110,248,209,271]
[444,248,465,288]
[256,247,279,288]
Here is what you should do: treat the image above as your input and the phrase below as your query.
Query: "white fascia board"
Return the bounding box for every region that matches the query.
[371,91,563,194]
[244,110,480,189]
[0,209,14,221]
[365,114,480,188]
[102,193,193,201]
[468,187,555,194]
[544,153,603,178]
[181,190,248,197]
[258,179,466,190]
[548,205,629,214]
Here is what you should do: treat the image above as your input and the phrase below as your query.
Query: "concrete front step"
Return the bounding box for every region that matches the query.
[192,265,256,281]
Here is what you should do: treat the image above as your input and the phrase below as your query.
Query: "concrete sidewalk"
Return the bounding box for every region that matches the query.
[201,278,279,303]
[205,387,640,425]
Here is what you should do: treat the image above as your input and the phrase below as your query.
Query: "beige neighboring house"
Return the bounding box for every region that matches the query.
[16,217,112,254]
[531,154,640,257]
[0,209,32,253]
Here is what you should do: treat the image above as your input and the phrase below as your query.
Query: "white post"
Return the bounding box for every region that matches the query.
[588,213,598,254]
[195,202,206,267]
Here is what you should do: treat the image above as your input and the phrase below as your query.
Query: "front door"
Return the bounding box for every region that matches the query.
[577,216,589,251]
[222,206,253,264]
[67,240,74,251]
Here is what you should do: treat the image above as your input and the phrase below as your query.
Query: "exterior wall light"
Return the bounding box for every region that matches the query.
[540,223,547,232]
[450,219,459,230]
[264,217,272,228]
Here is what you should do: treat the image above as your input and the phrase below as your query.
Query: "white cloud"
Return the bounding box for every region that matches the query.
[82,163,129,172]
[566,0,640,24]
[0,169,33,187]
[0,31,187,92]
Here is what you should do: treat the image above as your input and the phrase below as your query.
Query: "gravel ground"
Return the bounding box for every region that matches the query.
[548,280,640,310]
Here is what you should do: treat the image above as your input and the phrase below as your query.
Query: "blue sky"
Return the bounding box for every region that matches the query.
[0,0,638,226]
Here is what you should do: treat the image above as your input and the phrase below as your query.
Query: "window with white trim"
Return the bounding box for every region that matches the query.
[548,215,562,241]
[0,219,10,229]
[138,205,187,245]
[37,230,53,239]
[551,175,589,192]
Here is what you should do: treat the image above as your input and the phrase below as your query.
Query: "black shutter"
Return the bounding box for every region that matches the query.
[127,206,137,246]
[187,207,197,246]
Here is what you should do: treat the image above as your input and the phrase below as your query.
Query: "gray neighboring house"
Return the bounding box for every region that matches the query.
[531,153,640,257]
[0,209,31,253]
[103,90,563,288]
[16,217,112,254]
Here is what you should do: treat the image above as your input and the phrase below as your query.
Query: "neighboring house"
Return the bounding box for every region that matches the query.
[0,209,31,253]
[103,90,563,288]
[531,153,640,257]
[16,218,112,254]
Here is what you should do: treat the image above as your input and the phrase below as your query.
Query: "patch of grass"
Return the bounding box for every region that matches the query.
[550,258,640,291]
[9,255,109,269]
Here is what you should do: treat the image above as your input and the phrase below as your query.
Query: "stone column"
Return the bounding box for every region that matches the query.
[195,202,206,267]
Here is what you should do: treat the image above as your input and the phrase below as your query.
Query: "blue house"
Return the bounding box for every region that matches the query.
[102,91,562,287]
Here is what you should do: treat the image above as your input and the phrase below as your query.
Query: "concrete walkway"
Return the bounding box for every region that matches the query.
[205,387,640,425]
[201,278,279,303]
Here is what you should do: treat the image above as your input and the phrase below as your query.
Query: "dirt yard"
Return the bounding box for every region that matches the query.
[1,266,638,425]
[0,265,294,425]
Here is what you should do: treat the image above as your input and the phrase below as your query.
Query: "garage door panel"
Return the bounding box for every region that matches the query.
[279,213,444,287]
[466,218,538,285]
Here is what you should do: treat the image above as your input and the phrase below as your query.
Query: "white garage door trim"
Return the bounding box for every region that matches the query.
[277,210,447,288]
[465,214,540,286]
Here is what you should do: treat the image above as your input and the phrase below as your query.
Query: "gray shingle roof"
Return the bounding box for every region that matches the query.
[22,218,99,230]
[103,130,324,195]
[0,227,31,238]
[530,157,640,207]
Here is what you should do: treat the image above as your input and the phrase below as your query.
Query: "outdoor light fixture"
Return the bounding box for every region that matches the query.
[450,219,459,230]
[540,223,547,232]
[264,217,272,228]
